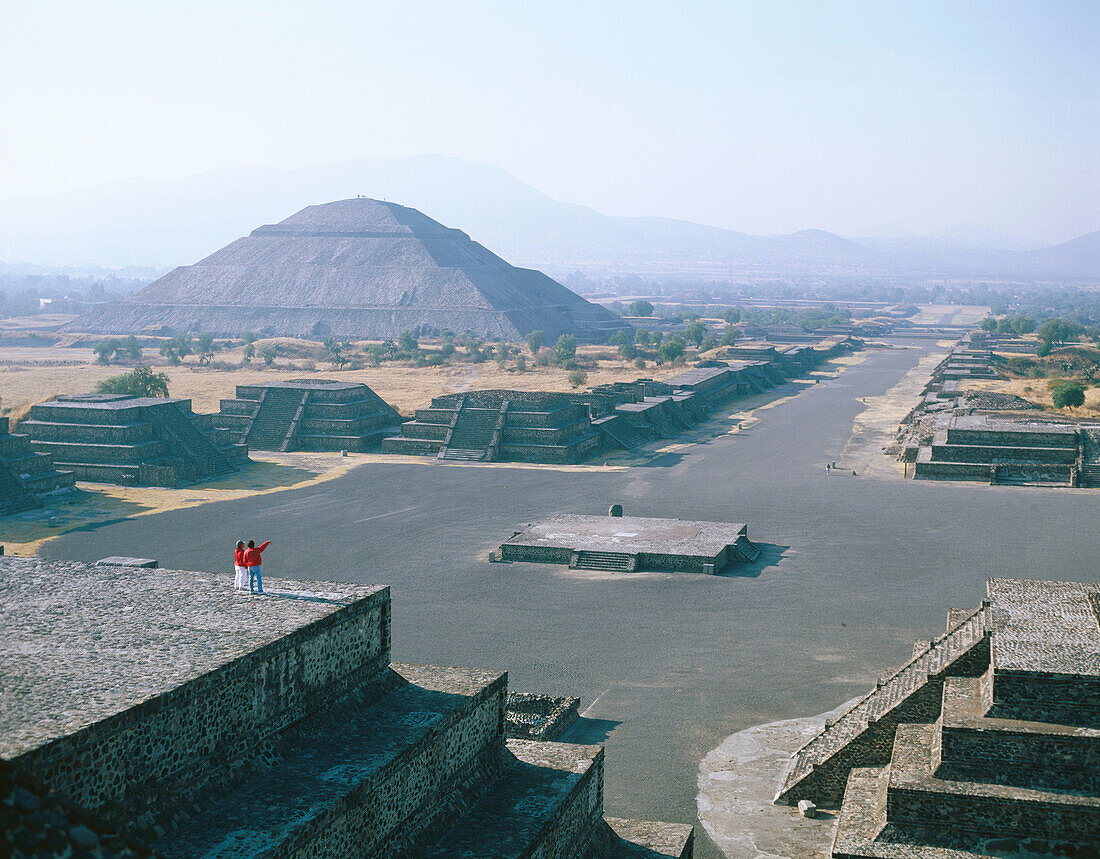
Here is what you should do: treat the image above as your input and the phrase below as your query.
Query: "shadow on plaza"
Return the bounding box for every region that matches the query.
[718,542,788,578]
[559,715,622,745]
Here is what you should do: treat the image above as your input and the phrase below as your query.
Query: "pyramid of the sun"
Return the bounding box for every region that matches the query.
[70,198,628,341]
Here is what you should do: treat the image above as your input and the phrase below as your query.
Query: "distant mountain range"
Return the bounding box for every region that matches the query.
[1,154,1096,281]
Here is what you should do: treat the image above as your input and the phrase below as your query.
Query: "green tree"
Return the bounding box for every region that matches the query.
[721,307,741,324]
[552,334,576,364]
[701,335,718,351]
[1038,318,1081,347]
[609,329,633,347]
[628,300,654,317]
[633,356,646,369]
[121,335,142,362]
[684,320,706,345]
[320,337,349,367]
[567,368,588,388]
[657,335,685,364]
[979,317,998,332]
[618,342,638,361]
[242,343,255,364]
[398,330,419,354]
[526,330,546,354]
[635,330,651,347]
[1011,315,1036,334]
[239,331,258,345]
[159,333,193,365]
[260,343,278,365]
[514,352,527,372]
[195,332,215,365]
[1051,381,1085,409]
[93,339,118,364]
[92,365,170,398]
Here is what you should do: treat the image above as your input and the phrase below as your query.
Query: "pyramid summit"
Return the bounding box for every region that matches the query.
[69,198,628,341]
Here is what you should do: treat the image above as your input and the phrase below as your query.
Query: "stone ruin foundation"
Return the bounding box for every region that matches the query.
[499,513,761,574]
[774,576,1100,857]
[0,556,693,858]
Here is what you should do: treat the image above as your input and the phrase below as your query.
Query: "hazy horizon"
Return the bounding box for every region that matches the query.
[3,2,1098,244]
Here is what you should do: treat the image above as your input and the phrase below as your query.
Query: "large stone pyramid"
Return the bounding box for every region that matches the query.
[70,198,628,342]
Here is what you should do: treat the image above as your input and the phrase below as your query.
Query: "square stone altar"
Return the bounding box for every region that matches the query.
[499,513,760,574]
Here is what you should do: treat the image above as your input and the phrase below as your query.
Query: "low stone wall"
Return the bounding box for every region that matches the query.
[930,444,1078,464]
[945,427,1078,448]
[991,670,1100,728]
[15,589,391,820]
[913,461,991,482]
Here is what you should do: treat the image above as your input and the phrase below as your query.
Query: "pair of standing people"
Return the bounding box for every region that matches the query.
[233,539,270,594]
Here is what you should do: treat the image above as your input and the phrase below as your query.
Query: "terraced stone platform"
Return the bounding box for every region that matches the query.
[21,394,247,486]
[499,514,760,575]
[214,379,400,452]
[0,556,693,858]
[774,576,1100,858]
[0,416,74,515]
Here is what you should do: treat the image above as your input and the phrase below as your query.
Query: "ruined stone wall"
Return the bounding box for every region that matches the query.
[15,590,391,820]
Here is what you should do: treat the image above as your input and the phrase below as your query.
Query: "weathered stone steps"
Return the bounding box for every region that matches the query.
[158,664,507,859]
[425,739,604,858]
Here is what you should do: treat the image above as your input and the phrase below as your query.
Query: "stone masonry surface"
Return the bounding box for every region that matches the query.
[0,555,386,761]
[986,577,1100,677]
[503,514,748,559]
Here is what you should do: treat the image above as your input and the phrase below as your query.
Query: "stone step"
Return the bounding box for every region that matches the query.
[157,664,508,859]
[935,675,1100,794]
[885,723,1100,845]
[572,551,634,572]
[775,605,989,806]
[425,739,604,858]
[440,448,486,461]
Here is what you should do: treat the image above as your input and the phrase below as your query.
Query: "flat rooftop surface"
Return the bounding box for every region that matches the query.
[47,395,189,410]
[988,577,1100,678]
[949,414,1079,435]
[0,556,386,760]
[245,378,368,390]
[504,514,747,557]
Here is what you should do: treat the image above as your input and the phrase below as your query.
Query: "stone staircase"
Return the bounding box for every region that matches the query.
[775,603,991,807]
[0,460,41,515]
[146,403,238,476]
[440,403,500,462]
[570,551,636,572]
[245,387,305,450]
[0,417,75,514]
[728,535,761,563]
[592,415,648,450]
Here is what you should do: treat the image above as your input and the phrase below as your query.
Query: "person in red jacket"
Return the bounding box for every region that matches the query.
[233,540,247,590]
[243,539,270,594]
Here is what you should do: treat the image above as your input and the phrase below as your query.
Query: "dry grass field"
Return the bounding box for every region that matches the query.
[0,339,690,420]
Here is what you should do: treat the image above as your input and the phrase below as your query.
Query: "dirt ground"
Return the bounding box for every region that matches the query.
[0,342,689,419]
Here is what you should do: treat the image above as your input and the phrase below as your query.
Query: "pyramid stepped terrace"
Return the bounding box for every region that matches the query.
[20,395,248,486]
[0,417,75,516]
[68,198,629,342]
[775,577,1100,857]
[0,556,694,858]
[213,379,401,452]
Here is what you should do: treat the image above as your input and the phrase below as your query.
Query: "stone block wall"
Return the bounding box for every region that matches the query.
[14,589,391,819]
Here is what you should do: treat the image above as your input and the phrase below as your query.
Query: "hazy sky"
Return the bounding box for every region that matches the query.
[2,1,1097,241]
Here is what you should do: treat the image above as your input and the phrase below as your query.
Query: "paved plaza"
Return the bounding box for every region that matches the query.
[41,338,1100,857]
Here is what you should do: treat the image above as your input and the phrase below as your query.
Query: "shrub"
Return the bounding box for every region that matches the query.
[1051,381,1085,409]
[634,356,646,369]
[568,368,588,388]
[534,349,551,367]
[526,330,546,354]
[514,353,527,372]
[92,365,169,398]
[260,343,278,365]
[552,334,576,365]
[684,320,706,345]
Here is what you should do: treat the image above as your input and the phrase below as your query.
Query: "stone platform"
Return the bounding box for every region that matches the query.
[21,394,247,486]
[499,514,760,574]
[772,576,1100,857]
[214,378,400,452]
[0,556,693,858]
